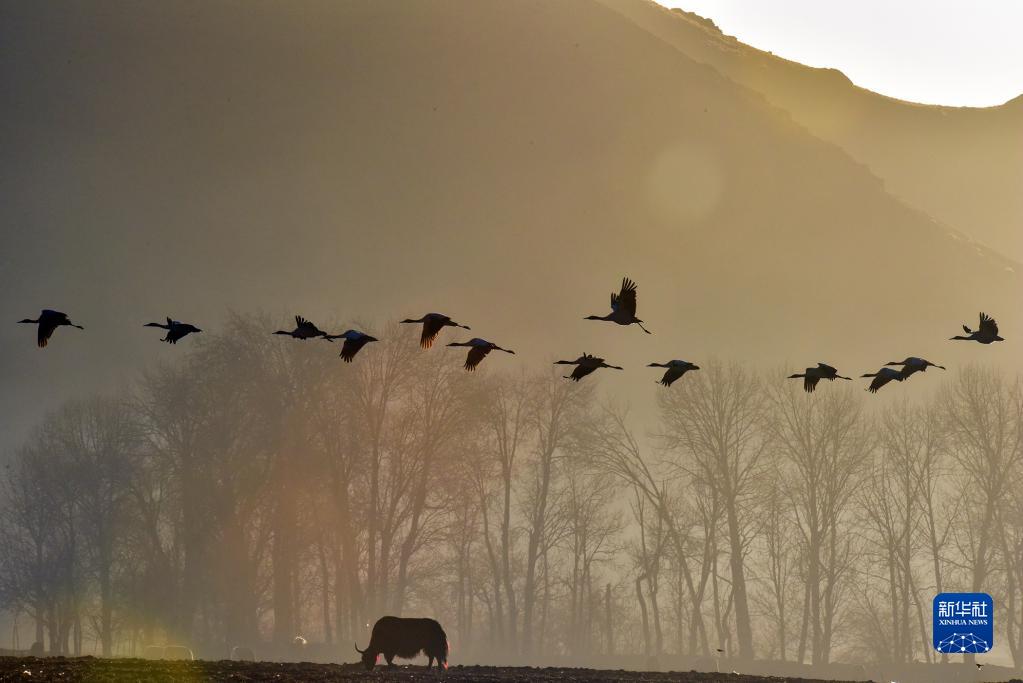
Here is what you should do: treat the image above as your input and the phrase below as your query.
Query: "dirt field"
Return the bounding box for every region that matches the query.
[0,657,868,683]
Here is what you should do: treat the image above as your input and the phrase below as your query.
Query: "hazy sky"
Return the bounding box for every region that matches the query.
[657,0,1023,107]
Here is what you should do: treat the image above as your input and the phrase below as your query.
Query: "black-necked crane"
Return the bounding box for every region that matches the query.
[861,367,905,394]
[324,329,378,363]
[273,316,327,340]
[18,309,83,348]
[554,353,623,382]
[400,313,470,349]
[788,363,852,393]
[885,356,946,380]
[144,317,202,344]
[584,277,651,334]
[447,337,515,371]
[647,360,699,387]
[951,312,1004,344]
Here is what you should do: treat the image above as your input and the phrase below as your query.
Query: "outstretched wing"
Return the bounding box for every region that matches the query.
[816,363,837,375]
[661,367,684,387]
[420,317,446,348]
[37,320,57,348]
[804,374,820,393]
[570,364,596,381]
[612,278,639,317]
[464,346,491,371]
[340,338,364,362]
[979,312,998,336]
[868,374,893,393]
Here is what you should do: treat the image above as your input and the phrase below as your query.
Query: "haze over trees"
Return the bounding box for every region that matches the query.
[0,317,1020,667]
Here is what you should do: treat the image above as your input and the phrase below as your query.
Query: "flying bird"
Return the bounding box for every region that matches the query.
[647,360,699,387]
[447,337,515,371]
[861,367,905,394]
[18,309,84,348]
[950,312,1004,344]
[324,329,379,362]
[885,357,945,379]
[400,313,470,349]
[788,363,852,393]
[584,277,651,334]
[555,353,623,381]
[144,317,202,344]
[273,316,327,340]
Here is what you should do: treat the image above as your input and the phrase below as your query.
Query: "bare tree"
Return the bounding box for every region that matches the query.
[766,381,869,665]
[655,361,767,660]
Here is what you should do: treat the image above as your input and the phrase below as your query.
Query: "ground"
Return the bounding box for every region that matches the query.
[0,657,866,683]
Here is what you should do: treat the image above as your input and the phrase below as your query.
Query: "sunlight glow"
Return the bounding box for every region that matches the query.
[655,0,1023,107]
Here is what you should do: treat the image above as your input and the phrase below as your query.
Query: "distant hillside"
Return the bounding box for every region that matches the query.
[601,0,1023,260]
[1,0,1018,449]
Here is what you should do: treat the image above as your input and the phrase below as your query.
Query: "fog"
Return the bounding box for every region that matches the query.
[1,1,1020,680]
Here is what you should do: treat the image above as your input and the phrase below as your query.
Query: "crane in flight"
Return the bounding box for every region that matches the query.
[400,313,470,349]
[144,318,202,344]
[584,277,651,334]
[950,312,1004,344]
[555,353,623,381]
[647,360,699,387]
[447,337,515,371]
[324,329,379,362]
[788,363,852,393]
[273,316,328,339]
[18,309,84,348]
[861,367,905,394]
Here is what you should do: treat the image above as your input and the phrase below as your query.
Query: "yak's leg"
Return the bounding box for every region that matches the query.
[385,653,396,668]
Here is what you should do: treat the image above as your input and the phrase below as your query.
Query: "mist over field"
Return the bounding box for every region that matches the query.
[1,1,1020,681]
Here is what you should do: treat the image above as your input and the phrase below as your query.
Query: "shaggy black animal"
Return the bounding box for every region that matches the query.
[356,616,448,671]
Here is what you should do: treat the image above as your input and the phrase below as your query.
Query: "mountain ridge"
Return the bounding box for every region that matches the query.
[605,0,1023,259]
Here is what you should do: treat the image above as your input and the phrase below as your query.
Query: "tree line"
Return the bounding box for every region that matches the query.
[1,313,1020,666]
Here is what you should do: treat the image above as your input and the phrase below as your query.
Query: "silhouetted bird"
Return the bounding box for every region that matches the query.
[324,329,378,362]
[788,363,852,393]
[144,318,202,344]
[950,312,1004,344]
[555,353,623,381]
[18,309,83,348]
[447,337,515,371]
[885,357,945,379]
[584,277,651,334]
[273,316,327,339]
[647,360,699,387]
[861,367,905,394]
[400,313,470,349]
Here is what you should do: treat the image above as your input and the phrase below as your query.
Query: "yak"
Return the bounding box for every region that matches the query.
[355,616,448,671]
